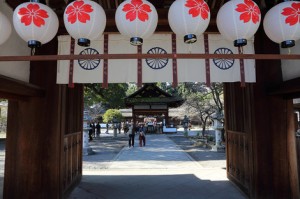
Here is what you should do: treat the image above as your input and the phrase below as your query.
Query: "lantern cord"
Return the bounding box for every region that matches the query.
[31,48,35,56]
[238,46,244,54]
[188,44,192,54]
[238,46,246,87]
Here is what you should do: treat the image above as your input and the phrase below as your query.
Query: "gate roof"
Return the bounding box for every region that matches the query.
[125,83,184,108]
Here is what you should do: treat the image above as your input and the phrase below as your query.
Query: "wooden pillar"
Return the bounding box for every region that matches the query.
[5,97,61,198]
[3,39,83,198]
[250,13,292,198]
[287,102,300,199]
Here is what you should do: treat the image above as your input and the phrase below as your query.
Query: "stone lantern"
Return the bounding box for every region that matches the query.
[182,115,189,137]
[212,112,225,152]
[83,111,94,155]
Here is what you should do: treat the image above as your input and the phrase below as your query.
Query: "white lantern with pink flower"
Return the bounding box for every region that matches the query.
[13,2,59,48]
[64,0,106,47]
[115,0,158,46]
[0,12,12,46]
[263,1,300,48]
[168,0,210,44]
[217,0,261,47]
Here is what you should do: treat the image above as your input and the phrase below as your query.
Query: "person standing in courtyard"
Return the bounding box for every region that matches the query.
[96,122,101,137]
[105,122,109,134]
[89,122,93,141]
[128,122,135,148]
[117,122,121,134]
[123,121,129,134]
[91,122,96,137]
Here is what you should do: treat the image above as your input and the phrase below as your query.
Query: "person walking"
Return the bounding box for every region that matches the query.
[96,122,101,137]
[138,124,146,147]
[90,122,95,137]
[128,123,135,148]
[118,122,121,134]
[123,121,129,134]
[88,122,93,141]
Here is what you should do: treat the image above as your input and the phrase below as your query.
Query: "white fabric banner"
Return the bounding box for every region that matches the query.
[142,34,173,83]
[108,34,137,83]
[57,35,104,84]
[57,35,71,84]
[57,33,256,84]
[177,34,206,82]
[208,34,255,82]
[73,38,104,83]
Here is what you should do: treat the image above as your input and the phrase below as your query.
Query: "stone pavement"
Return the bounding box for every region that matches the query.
[68,133,247,199]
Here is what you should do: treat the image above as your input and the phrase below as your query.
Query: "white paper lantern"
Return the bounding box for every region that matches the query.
[168,0,210,44]
[64,0,106,47]
[0,12,12,46]
[115,0,158,46]
[13,2,58,48]
[217,0,261,47]
[264,1,300,48]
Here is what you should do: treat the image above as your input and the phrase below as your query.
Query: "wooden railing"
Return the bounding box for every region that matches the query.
[62,132,82,194]
[226,130,250,195]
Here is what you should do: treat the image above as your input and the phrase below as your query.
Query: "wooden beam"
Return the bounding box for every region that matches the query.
[268,77,300,97]
[0,53,298,62]
[0,74,45,99]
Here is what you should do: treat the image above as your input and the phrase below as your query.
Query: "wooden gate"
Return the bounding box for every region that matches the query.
[224,79,300,198]
[224,83,253,196]
[62,132,82,193]
[60,85,83,196]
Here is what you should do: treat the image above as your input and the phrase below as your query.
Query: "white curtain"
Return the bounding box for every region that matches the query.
[57,33,256,84]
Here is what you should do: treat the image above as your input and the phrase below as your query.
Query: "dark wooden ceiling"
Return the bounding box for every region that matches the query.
[5,0,282,34]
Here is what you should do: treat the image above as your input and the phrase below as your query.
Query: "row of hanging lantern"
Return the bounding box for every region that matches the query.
[0,0,299,50]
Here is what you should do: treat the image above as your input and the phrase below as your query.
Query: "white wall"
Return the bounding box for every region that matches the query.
[281,40,300,81]
[0,0,30,82]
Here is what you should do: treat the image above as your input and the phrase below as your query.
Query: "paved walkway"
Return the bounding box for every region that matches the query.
[68,134,247,199]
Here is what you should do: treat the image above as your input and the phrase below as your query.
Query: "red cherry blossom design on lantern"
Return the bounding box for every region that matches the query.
[185,0,210,20]
[18,3,49,27]
[66,0,93,24]
[122,0,152,22]
[235,0,260,24]
[281,2,300,26]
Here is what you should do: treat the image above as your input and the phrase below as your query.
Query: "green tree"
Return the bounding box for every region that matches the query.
[156,82,168,92]
[102,109,123,123]
[84,83,128,108]
[210,83,224,115]
[178,82,224,136]
[126,83,138,96]
[156,82,180,96]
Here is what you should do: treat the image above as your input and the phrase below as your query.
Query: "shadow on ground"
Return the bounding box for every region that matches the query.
[69,174,245,199]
